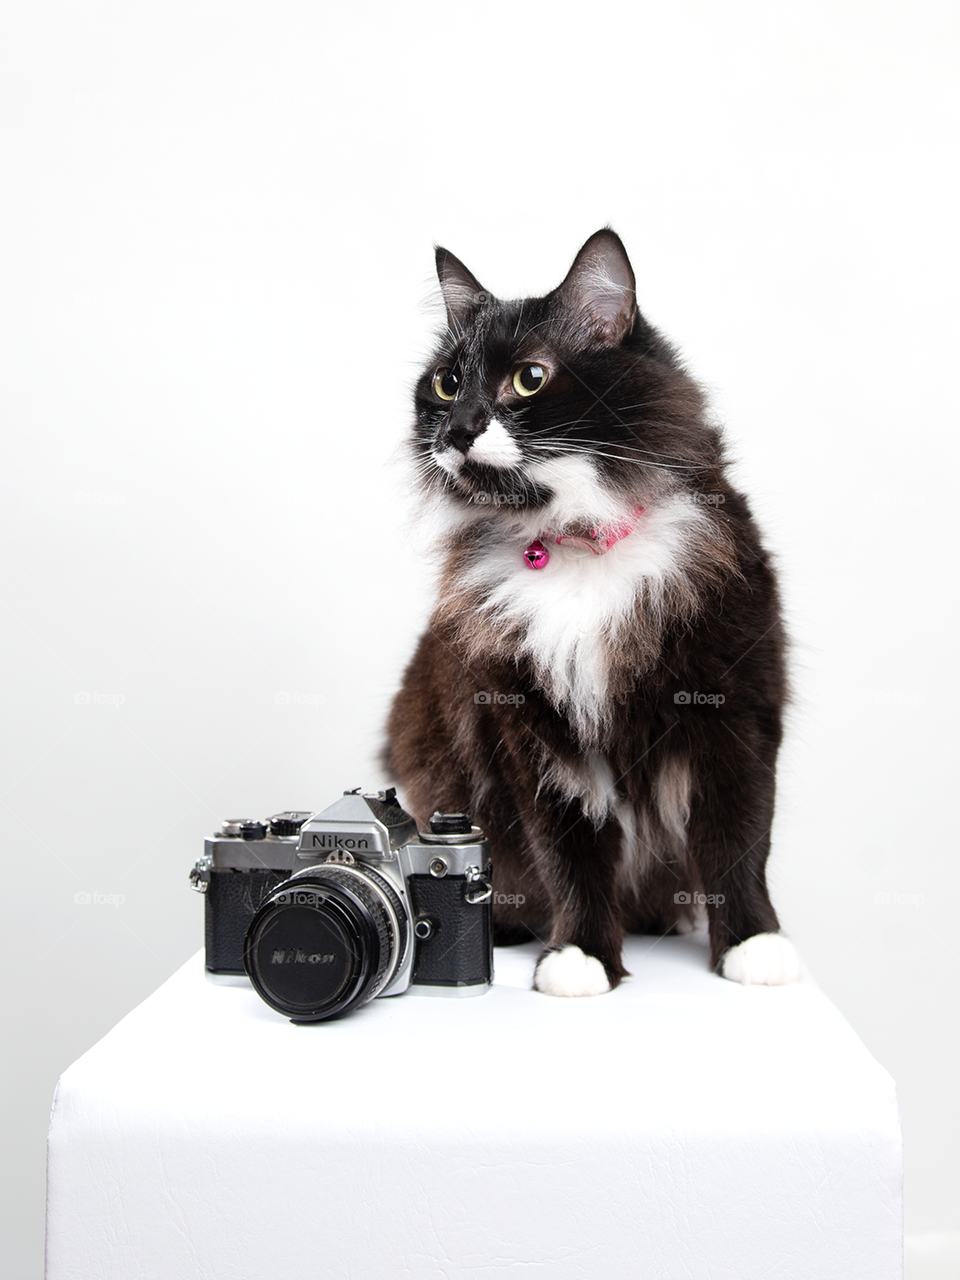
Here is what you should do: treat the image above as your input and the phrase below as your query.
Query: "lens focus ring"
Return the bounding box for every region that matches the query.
[310,865,407,998]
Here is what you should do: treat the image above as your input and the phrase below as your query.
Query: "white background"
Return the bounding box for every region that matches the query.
[1,2,958,1276]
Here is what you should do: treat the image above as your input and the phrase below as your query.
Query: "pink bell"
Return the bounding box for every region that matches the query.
[523,539,550,570]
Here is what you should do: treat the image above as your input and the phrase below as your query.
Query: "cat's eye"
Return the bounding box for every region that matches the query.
[433,368,460,401]
[513,364,547,397]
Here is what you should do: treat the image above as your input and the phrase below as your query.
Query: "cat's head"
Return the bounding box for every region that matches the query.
[412,229,716,531]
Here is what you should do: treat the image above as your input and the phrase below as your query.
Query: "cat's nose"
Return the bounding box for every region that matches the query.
[440,408,487,455]
[444,424,481,453]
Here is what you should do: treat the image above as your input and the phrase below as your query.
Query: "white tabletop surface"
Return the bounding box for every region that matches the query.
[45,933,903,1279]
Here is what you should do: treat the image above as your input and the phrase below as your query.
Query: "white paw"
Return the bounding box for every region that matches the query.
[534,945,612,997]
[721,933,801,986]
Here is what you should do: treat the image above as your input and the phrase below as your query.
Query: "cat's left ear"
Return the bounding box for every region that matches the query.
[558,229,637,346]
[436,247,487,331]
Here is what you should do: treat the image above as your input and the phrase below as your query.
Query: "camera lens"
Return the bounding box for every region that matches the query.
[243,865,407,1022]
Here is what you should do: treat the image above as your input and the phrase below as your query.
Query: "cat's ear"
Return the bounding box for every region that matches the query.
[558,229,637,346]
[436,247,487,330]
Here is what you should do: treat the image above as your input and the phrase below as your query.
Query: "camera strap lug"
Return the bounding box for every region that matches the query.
[189,854,213,893]
[463,865,493,905]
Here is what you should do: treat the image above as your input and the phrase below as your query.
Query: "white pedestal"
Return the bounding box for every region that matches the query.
[45,935,902,1279]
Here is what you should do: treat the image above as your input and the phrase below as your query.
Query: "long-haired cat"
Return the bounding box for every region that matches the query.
[385,229,800,996]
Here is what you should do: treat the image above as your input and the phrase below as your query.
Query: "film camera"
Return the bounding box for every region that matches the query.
[190,788,493,1022]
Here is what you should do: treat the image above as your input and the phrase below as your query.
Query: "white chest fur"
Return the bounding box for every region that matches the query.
[461,480,711,737]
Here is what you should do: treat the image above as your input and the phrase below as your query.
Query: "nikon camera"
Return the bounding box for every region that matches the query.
[189,788,493,1022]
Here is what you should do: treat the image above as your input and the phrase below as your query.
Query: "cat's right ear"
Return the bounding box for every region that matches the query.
[558,229,637,346]
[436,247,487,331]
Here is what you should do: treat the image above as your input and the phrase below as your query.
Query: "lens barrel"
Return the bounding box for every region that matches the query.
[243,865,406,1022]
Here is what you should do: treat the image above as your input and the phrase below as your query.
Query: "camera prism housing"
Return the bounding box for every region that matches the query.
[190,789,493,1022]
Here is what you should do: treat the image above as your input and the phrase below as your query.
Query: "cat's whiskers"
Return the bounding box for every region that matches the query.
[412,440,543,509]
[608,400,666,414]
[522,442,705,474]
[519,420,703,464]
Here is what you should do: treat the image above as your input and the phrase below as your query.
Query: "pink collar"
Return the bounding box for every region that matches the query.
[523,504,645,570]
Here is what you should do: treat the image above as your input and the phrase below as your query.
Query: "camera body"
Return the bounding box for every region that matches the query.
[190,788,493,1021]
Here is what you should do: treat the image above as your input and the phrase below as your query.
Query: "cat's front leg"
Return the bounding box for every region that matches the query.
[526,803,628,998]
[686,748,800,986]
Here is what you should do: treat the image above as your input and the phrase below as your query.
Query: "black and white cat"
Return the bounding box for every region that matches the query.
[386,229,800,996]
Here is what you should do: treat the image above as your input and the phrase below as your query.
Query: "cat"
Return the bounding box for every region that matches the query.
[385,229,800,996]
